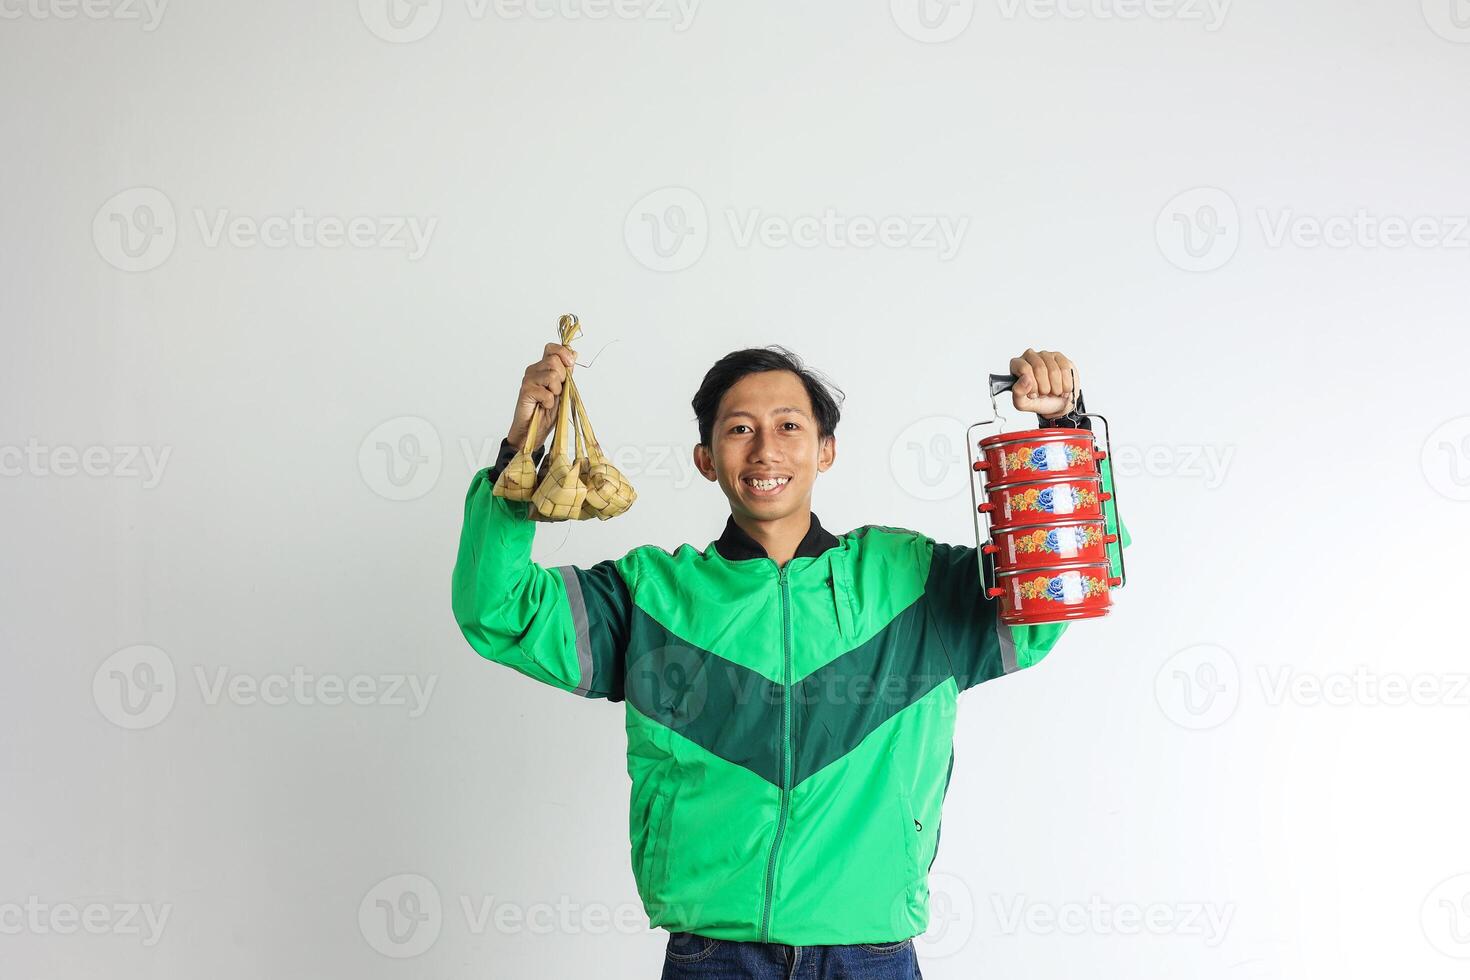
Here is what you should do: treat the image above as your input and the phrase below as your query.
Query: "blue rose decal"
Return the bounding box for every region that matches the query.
[1044,529,1061,552]
[1046,576,1066,600]
[1028,446,1050,470]
[1037,487,1056,511]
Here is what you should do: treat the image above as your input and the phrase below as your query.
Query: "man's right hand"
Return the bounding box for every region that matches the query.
[506,343,578,449]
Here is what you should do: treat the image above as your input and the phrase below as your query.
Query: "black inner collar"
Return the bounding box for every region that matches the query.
[713,511,840,562]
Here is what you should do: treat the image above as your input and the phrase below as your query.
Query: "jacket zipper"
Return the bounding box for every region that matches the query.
[759,561,794,943]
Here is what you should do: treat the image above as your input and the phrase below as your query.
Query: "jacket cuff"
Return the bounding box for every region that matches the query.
[1035,390,1092,431]
[486,436,547,482]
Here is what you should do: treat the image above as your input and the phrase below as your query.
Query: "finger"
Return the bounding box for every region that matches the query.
[527,368,562,398]
[1022,349,1050,395]
[1040,351,1067,398]
[1010,353,1037,397]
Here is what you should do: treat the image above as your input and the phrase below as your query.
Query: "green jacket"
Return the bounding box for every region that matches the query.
[452,443,1128,946]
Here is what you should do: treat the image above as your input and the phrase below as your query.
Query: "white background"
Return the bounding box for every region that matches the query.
[3,1,1469,977]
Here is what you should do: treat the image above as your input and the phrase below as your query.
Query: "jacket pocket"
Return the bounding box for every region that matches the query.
[633,790,672,907]
[898,788,922,873]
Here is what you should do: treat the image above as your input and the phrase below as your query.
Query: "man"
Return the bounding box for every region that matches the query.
[452,344,1129,979]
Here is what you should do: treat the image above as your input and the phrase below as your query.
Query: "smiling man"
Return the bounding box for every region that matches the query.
[452,343,1128,979]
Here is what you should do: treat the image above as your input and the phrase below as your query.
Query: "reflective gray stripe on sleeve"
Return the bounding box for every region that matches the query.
[996,618,1018,675]
[552,565,596,697]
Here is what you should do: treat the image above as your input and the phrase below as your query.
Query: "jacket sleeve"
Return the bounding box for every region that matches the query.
[451,438,633,701]
[924,447,1131,692]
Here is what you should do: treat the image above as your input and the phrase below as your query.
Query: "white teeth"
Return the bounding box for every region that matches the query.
[747,477,789,491]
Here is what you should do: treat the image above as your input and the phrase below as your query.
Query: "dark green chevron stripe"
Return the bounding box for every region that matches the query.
[625,598,956,788]
[791,596,953,784]
[625,607,785,784]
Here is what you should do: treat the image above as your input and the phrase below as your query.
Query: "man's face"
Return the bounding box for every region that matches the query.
[693,370,836,522]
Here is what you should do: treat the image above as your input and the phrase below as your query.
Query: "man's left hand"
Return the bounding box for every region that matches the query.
[1008,348,1079,420]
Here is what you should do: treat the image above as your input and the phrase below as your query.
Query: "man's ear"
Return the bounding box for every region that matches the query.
[693,443,718,482]
[817,433,836,473]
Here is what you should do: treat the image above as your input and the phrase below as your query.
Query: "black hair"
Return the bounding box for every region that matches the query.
[690,345,845,447]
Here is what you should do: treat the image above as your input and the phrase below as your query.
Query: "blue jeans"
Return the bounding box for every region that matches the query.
[660,930,924,979]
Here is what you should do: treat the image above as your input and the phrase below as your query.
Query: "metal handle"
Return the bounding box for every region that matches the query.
[966,419,1005,602]
[1077,411,1126,589]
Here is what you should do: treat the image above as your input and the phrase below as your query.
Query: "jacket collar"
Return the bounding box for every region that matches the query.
[713,511,841,563]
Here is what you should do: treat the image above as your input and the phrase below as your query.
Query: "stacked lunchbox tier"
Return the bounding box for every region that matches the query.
[972,428,1124,625]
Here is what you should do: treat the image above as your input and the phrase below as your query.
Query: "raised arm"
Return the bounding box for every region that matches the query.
[451,343,634,701]
[925,350,1131,691]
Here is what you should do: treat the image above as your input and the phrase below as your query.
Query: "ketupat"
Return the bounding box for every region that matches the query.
[496,313,636,523]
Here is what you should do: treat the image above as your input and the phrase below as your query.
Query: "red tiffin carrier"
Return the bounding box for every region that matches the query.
[966,373,1127,626]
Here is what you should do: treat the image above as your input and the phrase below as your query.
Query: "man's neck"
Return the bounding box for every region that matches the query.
[731,507,812,568]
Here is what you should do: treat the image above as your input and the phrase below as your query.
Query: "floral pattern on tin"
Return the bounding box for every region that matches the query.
[1008,484,1099,514]
[1017,574,1109,601]
[1004,443,1093,473]
[1011,524,1104,555]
